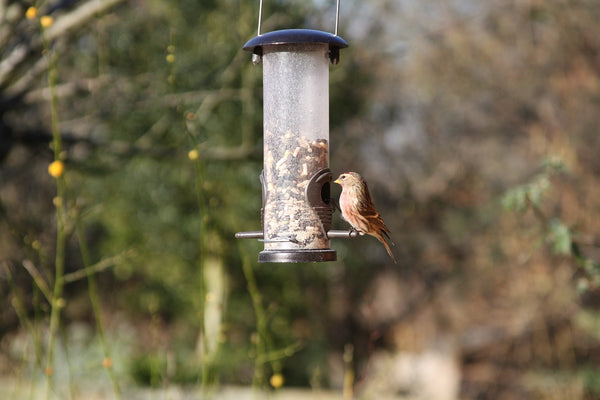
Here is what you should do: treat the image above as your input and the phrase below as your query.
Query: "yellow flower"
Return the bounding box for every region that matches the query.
[166,54,175,64]
[26,6,38,19]
[188,149,199,160]
[270,373,284,388]
[102,357,113,369]
[48,160,65,178]
[48,160,64,178]
[40,15,54,28]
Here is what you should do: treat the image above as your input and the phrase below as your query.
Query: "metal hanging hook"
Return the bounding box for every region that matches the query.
[257,0,263,36]
[335,0,340,36]
[256,0,342,36]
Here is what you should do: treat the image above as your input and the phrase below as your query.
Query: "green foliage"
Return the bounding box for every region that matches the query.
[130,353,166,388]
[547,220,572,256]
[129,349,202,387]
[502,157,564,213]
[502,175,550,212]
[502,155,600,290]
[579,367,600,396]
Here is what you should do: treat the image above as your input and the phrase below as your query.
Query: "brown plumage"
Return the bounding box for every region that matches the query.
[334,172,397,263]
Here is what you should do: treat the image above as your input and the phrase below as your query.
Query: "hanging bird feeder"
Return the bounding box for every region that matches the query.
[236,0,357,263]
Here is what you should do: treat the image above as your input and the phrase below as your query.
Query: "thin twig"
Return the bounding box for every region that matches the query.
[255,341,303,363]
[21,260,52,302]
[61,249,136,284]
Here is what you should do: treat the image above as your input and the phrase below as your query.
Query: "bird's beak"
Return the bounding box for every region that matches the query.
[333,178,340,184]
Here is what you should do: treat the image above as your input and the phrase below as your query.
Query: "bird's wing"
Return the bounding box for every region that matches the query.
[357,200,392,239]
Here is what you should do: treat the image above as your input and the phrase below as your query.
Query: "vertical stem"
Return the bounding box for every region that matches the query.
[193,159,210,388]
[47,51,62,161]
[44,154,66,398]
[201,254,226,390]
[167,28,176,87]
[189,151,222,392]
[43,27,67,400]
[238,242,268,387]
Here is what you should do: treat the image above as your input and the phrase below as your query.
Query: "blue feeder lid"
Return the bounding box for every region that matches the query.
[243,29,348,64]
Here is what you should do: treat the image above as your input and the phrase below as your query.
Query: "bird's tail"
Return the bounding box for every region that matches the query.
[379,235,397,264]
[382,230,395,247]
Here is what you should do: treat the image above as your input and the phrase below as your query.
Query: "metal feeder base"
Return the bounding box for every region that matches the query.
[259,249,336,263]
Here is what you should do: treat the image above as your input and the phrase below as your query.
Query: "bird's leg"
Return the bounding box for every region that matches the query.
[349,226,365,236]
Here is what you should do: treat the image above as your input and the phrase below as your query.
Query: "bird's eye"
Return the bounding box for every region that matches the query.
[340,175,346,180]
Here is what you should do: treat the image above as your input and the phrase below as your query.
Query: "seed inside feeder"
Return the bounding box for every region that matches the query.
[264,133,329,249]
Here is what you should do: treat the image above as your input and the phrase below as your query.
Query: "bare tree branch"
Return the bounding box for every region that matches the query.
[0,0,124,91]
[44,0,125,42]
[0,45,27,89]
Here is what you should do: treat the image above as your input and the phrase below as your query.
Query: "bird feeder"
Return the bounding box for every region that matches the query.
[236,0,356,263]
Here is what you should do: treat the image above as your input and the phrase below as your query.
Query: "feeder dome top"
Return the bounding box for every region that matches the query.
[243,29,348,52]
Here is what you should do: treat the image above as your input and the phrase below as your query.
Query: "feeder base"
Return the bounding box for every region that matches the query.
[259,249,336,263]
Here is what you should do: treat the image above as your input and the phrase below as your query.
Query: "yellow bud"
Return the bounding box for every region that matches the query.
[40,15,54,28]
[166,54,175,64]
[102,357,113,369]
[26,7,38,19]
[48,160,64,178]
[270,373,284,388]
[188,149,199,160]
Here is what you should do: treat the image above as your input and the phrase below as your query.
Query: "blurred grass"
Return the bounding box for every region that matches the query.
[0,379,345,400]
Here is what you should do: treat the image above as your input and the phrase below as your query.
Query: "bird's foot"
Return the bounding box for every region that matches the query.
[349,227,365,236]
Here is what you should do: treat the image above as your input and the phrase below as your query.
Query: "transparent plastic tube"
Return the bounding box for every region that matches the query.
[262,43,330,251]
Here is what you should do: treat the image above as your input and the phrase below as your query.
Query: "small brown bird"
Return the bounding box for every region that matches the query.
[334,172,397,263]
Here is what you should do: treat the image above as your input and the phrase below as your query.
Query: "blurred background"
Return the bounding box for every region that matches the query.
[2,0,600,398]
